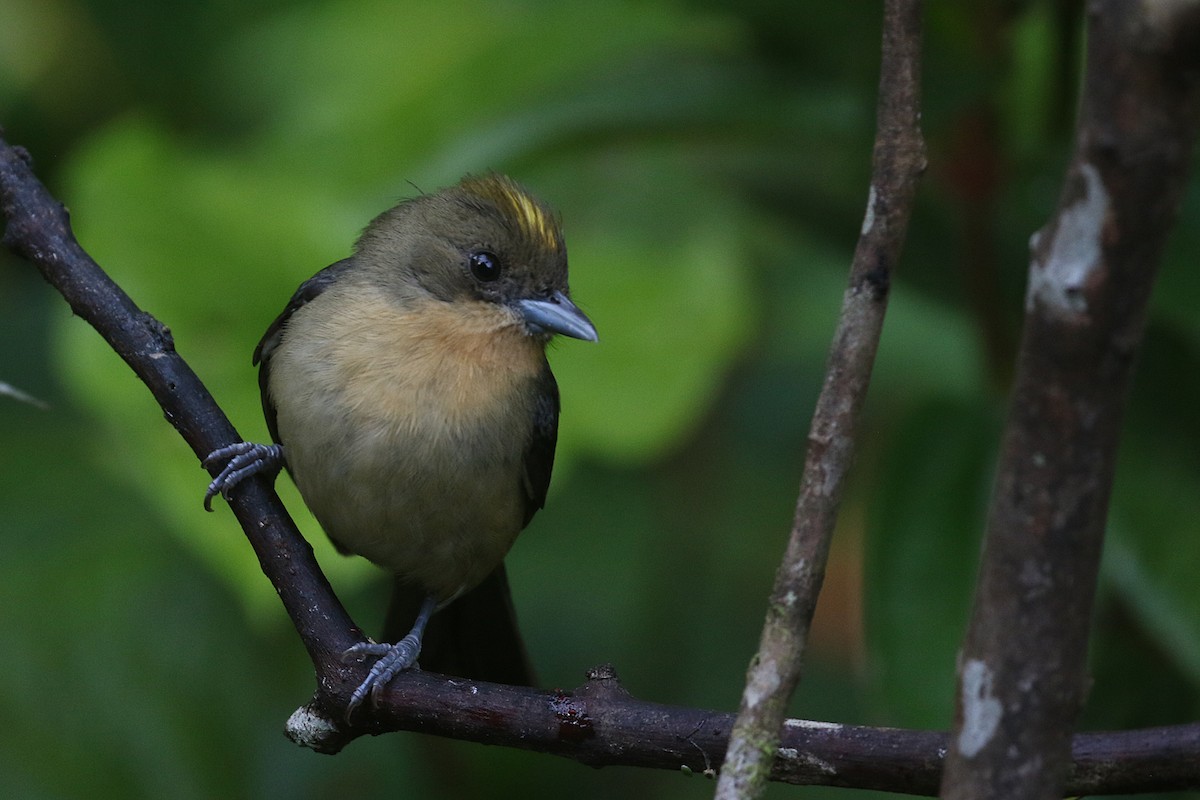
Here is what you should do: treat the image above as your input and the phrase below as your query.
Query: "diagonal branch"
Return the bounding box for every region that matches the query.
[940,3,1200,799]
[0,131,364,717]
[715,1,925,797]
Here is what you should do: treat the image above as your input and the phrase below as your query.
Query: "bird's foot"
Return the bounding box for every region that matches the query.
[202,442,285,511]
[341,594,437,721]
[341,632,423,720]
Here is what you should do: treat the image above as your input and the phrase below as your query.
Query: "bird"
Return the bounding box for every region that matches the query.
[203,173,596,717]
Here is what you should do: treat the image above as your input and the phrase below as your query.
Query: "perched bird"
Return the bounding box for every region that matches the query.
[204,174,596,716]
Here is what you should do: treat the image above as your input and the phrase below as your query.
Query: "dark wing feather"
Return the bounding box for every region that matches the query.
[253,258,354,444]
[520,364,560,527]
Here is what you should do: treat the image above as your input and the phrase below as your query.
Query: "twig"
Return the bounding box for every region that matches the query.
[940,3,1200,799]
[714,2,925,797]
[0,379,49,409]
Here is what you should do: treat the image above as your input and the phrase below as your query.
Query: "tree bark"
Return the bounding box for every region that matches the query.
[940,3,1200,798]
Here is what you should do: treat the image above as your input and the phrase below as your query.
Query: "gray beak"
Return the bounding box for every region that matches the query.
[517,291,598,342]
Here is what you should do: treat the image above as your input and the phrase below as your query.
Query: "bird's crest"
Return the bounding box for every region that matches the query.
[459,174,562,253]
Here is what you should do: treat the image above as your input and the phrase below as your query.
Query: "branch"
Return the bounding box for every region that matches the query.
[290,665,1200,797]
[941,3,1200,799]
[715,2,925,797]
[0,130,365,717]
[290,662,1200,796]
[4,122,1198,795]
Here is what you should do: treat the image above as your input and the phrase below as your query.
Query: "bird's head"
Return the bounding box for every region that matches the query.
[355,173,597,343]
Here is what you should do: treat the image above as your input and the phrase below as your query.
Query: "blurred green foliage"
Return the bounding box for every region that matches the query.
[1,1,1197,798]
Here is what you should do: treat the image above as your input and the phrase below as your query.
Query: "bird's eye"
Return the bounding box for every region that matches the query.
[468,251,502,282]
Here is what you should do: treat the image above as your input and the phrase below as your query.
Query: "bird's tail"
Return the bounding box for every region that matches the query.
[383,564,537,687]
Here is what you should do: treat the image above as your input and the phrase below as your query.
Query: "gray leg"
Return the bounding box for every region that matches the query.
[342,594,438,719]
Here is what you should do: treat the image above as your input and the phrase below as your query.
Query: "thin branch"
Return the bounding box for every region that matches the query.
[940,3,1200,799]
[715,2,925,797]
[0,131,365,714]
[0,379,49,409]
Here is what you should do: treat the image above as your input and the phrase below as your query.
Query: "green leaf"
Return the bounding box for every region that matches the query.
[548,158,755,463]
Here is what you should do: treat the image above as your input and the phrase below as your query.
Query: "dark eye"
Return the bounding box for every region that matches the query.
[468,251,502,282]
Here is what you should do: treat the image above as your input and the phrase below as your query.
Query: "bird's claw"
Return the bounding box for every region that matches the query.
[342,633,423,720]
[202,442,285,511]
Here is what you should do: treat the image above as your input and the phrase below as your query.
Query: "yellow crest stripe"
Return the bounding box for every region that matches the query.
[459,174,561,252]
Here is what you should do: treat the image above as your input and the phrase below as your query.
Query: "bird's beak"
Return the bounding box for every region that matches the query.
[517,291,598,342]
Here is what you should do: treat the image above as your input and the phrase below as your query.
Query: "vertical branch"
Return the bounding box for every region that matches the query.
[714,2,925,798]
[940,3,1200,799]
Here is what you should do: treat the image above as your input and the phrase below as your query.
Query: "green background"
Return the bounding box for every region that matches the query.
[2,1,1198,798]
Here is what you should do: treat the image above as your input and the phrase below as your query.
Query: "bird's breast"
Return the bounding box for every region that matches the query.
[267,285,546,598]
